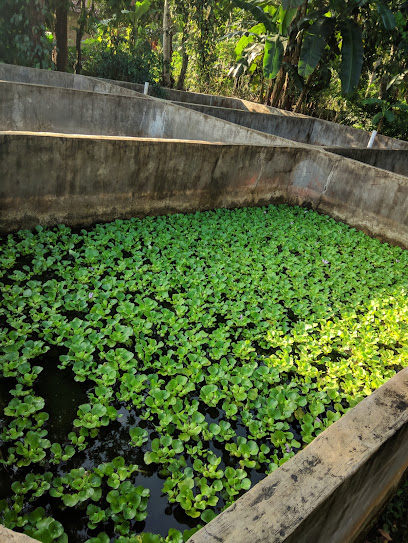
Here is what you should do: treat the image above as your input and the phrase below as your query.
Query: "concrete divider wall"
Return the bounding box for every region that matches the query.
[325,148,408,177]
[1,132,408,250]
[171,101,408,150]
[97,76,408,150]
[2,64,406,150]
[0,64,285,114]
[0,81,297,147]
[98,77,282,114]
[0,63,145,98]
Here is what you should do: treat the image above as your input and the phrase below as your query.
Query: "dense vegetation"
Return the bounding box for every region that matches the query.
[1,0,407,140]
[1,205,408,542]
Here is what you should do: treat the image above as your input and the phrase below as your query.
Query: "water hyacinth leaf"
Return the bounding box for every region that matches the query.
[62,494,79,507]
[86,534,110,543]
[2,205,408,540]
[201,509,217,523]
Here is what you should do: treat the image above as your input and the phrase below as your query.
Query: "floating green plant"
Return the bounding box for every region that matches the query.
[0,205,407,542]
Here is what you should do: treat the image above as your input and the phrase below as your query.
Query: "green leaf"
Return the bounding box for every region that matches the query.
[161,435,172,448]
[384,110,395,122]
[263,36,284,80]
[298,18,335,78]
[278,6,297,35]
[339,20,364,95]
[235,24,265,60]
[133,0,151,21]
[141,534,162,543]
[63,494,79,507]
[201,509,217,523]
[232,0,276,33]
[376,2,396,30]
[87,533,110,543]
[282,0,304,9]
[372,112,383,125]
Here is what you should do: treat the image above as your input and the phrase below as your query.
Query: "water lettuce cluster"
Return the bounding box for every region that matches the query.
[0,205,407,542]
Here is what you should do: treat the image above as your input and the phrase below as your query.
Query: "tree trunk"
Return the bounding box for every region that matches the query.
[259,72,264,103]
[176,31,189,90]
[278,72,289,109]
[377,115,384,134]
[269,2,304,108]
[270,68,286,107]
[55,0,68,72]
[27,0,47,67]
[293,68,316,113]
[75,0,86,74]
[162,0,172,87]
[264,79,274,105]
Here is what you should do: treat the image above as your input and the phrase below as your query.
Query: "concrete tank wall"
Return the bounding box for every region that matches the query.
[0,63,144,98]
[2,66,408,543]
[172,101,408,150]
[325,148,408,177]
[1,132,408,249]
[0,81,296,147]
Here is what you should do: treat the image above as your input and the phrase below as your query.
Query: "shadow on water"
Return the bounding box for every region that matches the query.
[33,346,90,444]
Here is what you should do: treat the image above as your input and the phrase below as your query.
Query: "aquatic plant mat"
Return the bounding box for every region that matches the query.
[1,205,407,543]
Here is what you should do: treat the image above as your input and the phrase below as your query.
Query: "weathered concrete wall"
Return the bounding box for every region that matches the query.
[325,148,408,177]
[1,132,408,250]
[99,77,284,114]
[0,63,144,98]
[0,64,292,115]
[0,526,37,543]
[189,368,408,543]
[173,101,408,150]
[0,81,296,147]
[3,64,406,150]
[96,76,408,150]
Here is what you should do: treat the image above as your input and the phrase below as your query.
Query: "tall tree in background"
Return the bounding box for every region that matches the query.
[173,1,190,89]
[55,0,69,71]
[228,0,398,111]
[162,0,172,86]
[0,0,53,68]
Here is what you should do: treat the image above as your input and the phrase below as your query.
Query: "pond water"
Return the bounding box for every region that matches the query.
[0,205,407,543]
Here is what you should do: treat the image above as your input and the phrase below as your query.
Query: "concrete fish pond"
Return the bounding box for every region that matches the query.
[1,205,408,543]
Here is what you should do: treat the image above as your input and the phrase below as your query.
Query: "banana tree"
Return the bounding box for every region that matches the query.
[120,0,151,46]
[228,0,397,109]
[297,0,396,96]
[228,1,298,82]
